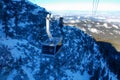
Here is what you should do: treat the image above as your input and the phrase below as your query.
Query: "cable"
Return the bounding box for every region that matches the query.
[95,0,99,16]
[92,0,95,16]
[92,0,99,17]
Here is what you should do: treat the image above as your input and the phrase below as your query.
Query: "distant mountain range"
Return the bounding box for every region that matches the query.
[52,10,120,16]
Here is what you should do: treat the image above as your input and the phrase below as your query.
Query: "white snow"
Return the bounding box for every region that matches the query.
[96,24,103,27]
[11,48,22,58]
[7,69,17,80]
[12,0,21,1]
[88,28,98,33]
[110,33,113,35]
[9,18,15,27]
[18,22,26,28]
[65,70,90,80]
[32,8,44,15]
[83,24,86,26]
[0,38,16,48]
[22,66,35,80]
[32,8,39,15]
[103,23,111,28]
[0,22,5,38]
[19,22,32,27]
[93,43,99,53]
[96,22,100,25]
[70,20,76,23]
[87,24,92,27]
[112,24,119,29]
[49,76,54,80]
[80,27,86,32]
[113,30,120,35]
[20,9,26,14]
[109,72,118,80]
[0,21,2,29]
[0,38,28,59]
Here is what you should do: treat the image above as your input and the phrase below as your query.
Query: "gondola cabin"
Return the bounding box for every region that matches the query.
[42,37,62,56]
[41,13,63,56]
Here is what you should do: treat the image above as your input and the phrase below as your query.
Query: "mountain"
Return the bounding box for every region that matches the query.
[64,15,120,51]
[0,0,48,40]
[0,0,119,80]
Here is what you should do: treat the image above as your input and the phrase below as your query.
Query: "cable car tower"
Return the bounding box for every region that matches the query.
[41,13,62,56]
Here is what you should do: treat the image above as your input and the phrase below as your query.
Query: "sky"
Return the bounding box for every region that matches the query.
[29,0,120,11]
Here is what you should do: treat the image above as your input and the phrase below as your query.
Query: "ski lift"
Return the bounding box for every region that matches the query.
[41,13,62,56]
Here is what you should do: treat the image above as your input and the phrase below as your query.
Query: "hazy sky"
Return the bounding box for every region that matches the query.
[29,0,120,11]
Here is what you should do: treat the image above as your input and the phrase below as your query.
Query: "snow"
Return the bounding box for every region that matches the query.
[0,21,2,29]
[22,66,35,80]
[49,76,54,80]
[0,38,28,59]
[88,28,98,33]
[83,24,86,26]
[110,33,113,35]
[7,69,17,80]
[32,8,39,15]
[65,70,90,80]
[0,38,27,48]
[19,22,32,27]
[109,72,118,80]
[87,24,92,27]
[0,22,5,38]
[11,48,23,59]
[112,24,119,29]
[18,22,26,28]
[32,8,43,15]
[96,22,100,25]
[12,0,21,1]
[70,20,76,23]
[103,23,111,28]
[113,30,120,35]
[80,27,86,32]
[20,9,26,14]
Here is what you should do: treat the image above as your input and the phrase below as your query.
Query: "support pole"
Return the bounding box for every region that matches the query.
[46,14,52,38]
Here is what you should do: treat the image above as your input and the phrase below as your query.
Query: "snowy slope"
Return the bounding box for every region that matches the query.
[0,0,119,80]
[41,26,117,80]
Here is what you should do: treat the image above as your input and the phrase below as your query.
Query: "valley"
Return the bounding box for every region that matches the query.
[62,15,120,51]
